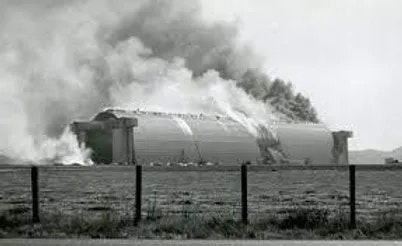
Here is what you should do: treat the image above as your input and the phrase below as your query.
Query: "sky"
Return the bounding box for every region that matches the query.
[201,0,402,151]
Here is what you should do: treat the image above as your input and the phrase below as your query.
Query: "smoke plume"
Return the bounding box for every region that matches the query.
[0,0,317,165]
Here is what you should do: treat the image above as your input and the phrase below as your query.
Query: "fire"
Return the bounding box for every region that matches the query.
[0,0,316,165]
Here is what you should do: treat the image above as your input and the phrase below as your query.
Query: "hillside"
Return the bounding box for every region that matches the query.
[349,147,402,164]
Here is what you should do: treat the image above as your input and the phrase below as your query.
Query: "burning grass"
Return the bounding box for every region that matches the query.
[1,206,402,239]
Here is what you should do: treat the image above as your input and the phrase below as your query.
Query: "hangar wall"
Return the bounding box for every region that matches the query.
[72,109,351,165]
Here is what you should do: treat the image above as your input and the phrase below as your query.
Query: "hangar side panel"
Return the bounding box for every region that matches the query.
[185,118,261,164]
[133,114,261,165]
[133,115,199,165]
[276,124,334,164]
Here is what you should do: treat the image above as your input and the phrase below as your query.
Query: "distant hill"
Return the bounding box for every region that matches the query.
[0,155,16,165]
[349,147,402,164]
[0,155,32,165]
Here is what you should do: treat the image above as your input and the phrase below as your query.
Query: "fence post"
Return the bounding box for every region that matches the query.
[134,165,142,225]
[349,164,356,229]
[241,164,248,225]
[31,166,40,223]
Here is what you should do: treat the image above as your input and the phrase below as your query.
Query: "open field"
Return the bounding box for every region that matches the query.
[1,165,402,219]
[1,165,402,239]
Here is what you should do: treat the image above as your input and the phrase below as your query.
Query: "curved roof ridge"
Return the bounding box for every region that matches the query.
[97,108,320,126]
[100,108,235,122]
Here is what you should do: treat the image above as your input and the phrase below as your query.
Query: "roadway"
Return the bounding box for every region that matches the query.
[1,240,402,246]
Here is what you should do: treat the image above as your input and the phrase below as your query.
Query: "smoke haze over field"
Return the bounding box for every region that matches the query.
[202,0,402,151]
[0,0,317,164]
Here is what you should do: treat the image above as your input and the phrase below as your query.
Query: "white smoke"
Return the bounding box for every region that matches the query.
[0,0,279,165]
[172,117,193,136]
[35,128,93,166]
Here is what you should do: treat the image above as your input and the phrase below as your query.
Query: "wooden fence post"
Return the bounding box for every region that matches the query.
[349,164,356,229]
[134,165,142,225]
[241,164,248,225]
[31,166,40,223]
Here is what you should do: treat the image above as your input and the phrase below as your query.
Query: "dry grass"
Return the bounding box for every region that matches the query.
[1,166,402,238]
[1,205,402,239]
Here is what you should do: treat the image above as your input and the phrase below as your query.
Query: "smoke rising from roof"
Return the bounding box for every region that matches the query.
[0,0,317,164]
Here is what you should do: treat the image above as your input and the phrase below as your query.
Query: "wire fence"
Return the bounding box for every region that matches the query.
[142,168,241,219]
[1,164,402,228]
[355,169,402,221]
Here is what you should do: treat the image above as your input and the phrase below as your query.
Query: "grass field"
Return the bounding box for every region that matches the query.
[0,165,402,238]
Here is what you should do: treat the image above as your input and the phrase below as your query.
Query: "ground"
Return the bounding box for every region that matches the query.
[1,165,402,239]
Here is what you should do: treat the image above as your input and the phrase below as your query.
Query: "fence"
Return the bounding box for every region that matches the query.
[1,164,402,230]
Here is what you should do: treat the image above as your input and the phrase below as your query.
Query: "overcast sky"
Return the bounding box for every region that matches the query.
[201,0,402,151]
